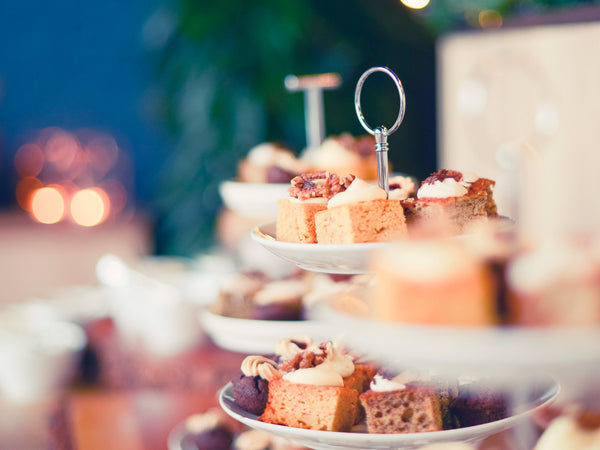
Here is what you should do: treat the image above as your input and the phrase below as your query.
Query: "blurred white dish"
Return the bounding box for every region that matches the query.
[199,309,328,354]
[219,180,289,219]
[219,380,559,450]
[17,285,108,325]
[0,313,86,403]
[321,308,600,376]
[251,222,389,274]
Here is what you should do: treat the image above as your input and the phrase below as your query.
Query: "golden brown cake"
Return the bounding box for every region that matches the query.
[314,178,408,244]
[360,384,444,434]
[411,169,498,235]
[259,377,359,431]
[259,341,376,431]
[370,239,496,326]
[276,171,354,243]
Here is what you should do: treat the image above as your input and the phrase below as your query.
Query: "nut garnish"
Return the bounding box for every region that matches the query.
[288,171,355,201]
[423,169,463,185]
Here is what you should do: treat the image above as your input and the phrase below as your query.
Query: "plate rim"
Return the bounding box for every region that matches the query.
[218,379,560,445]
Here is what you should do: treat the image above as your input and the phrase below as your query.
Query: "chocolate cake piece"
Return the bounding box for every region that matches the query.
[251,302,303,321]
[232,371,270,416]
[180,409,234,450]
[450,383,508,427]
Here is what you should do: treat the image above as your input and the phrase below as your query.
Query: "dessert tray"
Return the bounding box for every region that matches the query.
[219,180,289,219]
[198,309,330,354]
[251,221,389,274]
[218,380,560,450]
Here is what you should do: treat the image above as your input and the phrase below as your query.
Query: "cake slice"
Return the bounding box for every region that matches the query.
[315,178,408,244]
[410,169,497,234]
[259,341,376,431]
[360,376,444,434]
[276,171,354,243]
[259,378,359,431]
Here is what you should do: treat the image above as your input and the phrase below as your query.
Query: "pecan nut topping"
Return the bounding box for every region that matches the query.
[423,169,463,185]
[288,171,355,201]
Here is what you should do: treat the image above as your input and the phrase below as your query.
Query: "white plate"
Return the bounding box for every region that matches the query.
[321,309,600,376]
[251,222,389,274]
[219,180,289,219]
[218,380,559,450]
[199,309,329,354]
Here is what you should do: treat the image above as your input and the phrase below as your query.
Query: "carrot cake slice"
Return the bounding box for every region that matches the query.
[276,171,354,243]
[315,178,408,244]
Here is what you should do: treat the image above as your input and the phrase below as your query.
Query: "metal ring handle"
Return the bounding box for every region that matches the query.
[354,66,406,136]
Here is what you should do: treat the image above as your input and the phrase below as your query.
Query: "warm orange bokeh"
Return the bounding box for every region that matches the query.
[31,186,66,224]
[71,188,110,227]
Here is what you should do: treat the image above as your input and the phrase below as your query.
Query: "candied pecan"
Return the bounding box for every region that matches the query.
[423,169,463,185]
[288,171,355,201]
[279,349,327,372]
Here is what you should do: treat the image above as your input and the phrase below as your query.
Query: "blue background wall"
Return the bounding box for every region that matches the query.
[0,1,166,209]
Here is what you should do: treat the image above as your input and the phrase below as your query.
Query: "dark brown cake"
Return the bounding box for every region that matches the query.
[250,301,303,321]
[232,371,270,416]
[449,383,508,427]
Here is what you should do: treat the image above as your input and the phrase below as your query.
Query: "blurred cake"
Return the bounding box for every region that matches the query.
[232,356,280,416]
[314,178,407,244]
[238,143,307,184]
[251,279,308,321]
[276,171,354,243]
[448,381,508,427]
[535,409,600,450]
[370,239,496,326]
[359,375,444,434]
[301,134,378,180]
[405,169,497,234]
[180,408,235,450]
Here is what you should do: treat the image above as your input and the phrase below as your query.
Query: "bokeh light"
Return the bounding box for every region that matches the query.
[400,0,430,10]
[14,143,45,177]
[479,9,503,29]
[71,188,109,227]
[31,186,66,224]
[15,176,44,211]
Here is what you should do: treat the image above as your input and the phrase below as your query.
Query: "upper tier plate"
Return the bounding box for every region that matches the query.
[218,380,559,450]
[251,221,389,274]
[219,181,288,219]
[199,309,330,354]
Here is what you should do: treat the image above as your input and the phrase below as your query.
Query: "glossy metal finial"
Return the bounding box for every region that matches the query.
[354,66,406,197]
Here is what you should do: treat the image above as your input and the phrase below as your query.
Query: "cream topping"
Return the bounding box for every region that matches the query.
[535,416,600,450]
[184,409,226,434]
[240,355,280,380]
[417,178,468,199]
[234,430,272,450]
[281,342,354,386]
[253,279,307,306]
[220,274,263,296]
[275,336,316,360]
[301,137,361,168]
[370,374,406,392]
[328,178,386,209]
[246,143,301,173]
[388,175,416,200]
[460,172,479,187]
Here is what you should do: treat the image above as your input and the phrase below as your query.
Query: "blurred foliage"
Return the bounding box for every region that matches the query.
[152,0,596,256]
[152,0,437,255]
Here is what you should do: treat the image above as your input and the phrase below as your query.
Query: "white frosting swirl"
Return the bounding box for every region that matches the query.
[246,143,302,173]
[275,336,316,360]
[388,175,416,200]
[234,430,272,450]
[369,374,406,392]
[328,178,386,209]
[184,409,226,434]
[301,137,361,168]
[240,355,280,380]
[417,178,468,199]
